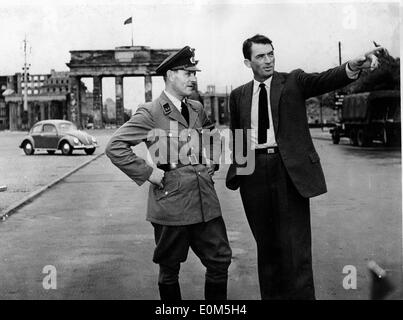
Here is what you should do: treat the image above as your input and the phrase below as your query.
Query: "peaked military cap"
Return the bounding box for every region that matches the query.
[156,46,201,75]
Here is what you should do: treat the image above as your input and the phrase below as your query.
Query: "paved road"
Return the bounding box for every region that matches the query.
[310,139,401,299]
[0,137,401,299]
[0,129,114,214]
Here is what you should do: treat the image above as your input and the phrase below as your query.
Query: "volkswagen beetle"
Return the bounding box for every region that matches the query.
[19,120,98,155]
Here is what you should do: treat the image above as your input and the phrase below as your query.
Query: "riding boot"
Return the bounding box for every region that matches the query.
[158,282,182,301]
[204,281,227,300]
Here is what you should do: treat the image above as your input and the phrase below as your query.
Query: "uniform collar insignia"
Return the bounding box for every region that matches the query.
[162,103,172,115]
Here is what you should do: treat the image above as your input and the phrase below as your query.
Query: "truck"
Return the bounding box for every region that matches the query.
[330,90,401,147]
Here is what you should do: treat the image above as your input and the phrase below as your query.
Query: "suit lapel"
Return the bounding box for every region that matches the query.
[270,72,285,135]
[159,92,188,127]
[240,80,254,129]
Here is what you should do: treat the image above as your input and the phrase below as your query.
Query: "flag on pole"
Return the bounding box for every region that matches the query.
[124,17,132,25]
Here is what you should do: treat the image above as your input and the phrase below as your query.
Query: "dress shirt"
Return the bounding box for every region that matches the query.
[164,90,182,112]
[346,63,361,79]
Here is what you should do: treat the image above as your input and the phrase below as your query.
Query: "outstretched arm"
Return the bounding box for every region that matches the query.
[297,45,385,99]
[297,63,354,99]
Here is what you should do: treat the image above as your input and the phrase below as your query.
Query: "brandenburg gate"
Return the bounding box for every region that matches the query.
[66,46,178,128]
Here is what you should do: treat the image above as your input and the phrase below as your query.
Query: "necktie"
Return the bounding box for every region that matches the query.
[258,83,270,144]
[181,101,189,125]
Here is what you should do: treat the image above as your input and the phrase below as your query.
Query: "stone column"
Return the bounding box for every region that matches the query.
[68,76,81,128]
[214,96,220,125]
[115,76,124,126]
[40,103,46,121]
[144,75,152,102]
[17,101,23,130]
[27,101,33,129]
[47,101,51,119]
[8,102,17,131]
[93,76,103,128]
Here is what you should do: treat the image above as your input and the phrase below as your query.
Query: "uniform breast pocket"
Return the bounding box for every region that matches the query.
[198,165,215,185]
[154,171,181,201]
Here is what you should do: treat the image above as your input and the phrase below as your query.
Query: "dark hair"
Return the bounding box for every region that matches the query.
[242,34,273,60]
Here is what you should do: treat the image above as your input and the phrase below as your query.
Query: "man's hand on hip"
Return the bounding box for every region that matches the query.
[148,167,165,188]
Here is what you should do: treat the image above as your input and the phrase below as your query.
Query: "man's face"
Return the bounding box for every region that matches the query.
[169,70,197,98]
[245,43,275,81]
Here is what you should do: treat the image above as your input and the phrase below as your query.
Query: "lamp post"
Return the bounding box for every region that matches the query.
[22,36,30,113]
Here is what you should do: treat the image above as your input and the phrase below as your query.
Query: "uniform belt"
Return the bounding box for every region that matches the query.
[157,163,190,172]
[157,155,202,172]
[255,147,279,154]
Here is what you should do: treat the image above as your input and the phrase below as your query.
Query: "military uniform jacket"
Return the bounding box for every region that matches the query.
[226,63,356,198]
[106,92,221,226]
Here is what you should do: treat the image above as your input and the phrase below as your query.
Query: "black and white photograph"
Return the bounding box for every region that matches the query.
[0,0,401,305]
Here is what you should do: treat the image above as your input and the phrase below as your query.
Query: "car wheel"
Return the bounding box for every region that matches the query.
[61,141,73,155]
[84,148,96,155]
[23,141,35,155]
[47,150,56,155]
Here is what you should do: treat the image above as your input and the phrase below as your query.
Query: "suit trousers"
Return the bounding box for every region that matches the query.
[152,217,232,285]
[239,152,315,299]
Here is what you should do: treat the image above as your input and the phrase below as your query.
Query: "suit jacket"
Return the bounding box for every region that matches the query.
[226,63,355,198]
[106,92,222,226]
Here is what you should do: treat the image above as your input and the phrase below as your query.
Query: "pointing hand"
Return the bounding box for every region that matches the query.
[348,45,388,72]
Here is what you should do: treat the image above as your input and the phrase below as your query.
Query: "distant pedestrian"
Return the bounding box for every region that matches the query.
[106,46,231,300]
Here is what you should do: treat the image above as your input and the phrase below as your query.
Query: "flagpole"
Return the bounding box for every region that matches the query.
[131,17,133,46]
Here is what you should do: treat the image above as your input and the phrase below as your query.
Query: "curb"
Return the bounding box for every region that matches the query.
[312,136,332,141]
[0,152,105,222]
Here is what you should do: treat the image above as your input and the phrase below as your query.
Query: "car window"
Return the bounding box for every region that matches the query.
[59,123,77,133]
[43,124,57,134]
[31,125,42,134]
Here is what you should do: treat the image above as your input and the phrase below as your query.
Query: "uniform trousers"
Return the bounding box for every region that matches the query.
[152,216,232,285]
[239,151,315,300]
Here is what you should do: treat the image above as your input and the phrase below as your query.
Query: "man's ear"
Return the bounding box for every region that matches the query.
[167,70,177,82]
[244,59,251,69]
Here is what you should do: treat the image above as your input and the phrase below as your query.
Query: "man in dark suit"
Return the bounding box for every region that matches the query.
[226,34,384,299]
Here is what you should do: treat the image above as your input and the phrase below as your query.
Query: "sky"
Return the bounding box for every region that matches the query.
[0,0,400,112]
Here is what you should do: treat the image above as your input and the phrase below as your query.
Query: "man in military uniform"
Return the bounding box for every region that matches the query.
[105,46,232,300]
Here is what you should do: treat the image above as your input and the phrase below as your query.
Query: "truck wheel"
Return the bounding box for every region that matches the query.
[332,132,340,144]
[382,128,391,146]
[357,129,371,147]
[349,130,358,146]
